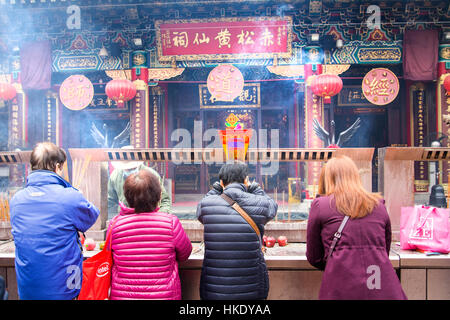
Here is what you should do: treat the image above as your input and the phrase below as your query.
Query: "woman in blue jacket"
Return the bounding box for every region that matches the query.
[10,142,99,300]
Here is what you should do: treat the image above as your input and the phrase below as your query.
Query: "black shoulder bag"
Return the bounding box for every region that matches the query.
[325,215,350,262]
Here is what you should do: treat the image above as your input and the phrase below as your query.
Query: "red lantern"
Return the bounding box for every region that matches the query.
[0,83,17,101]
[310,74,343,104]
[444,74,450,94]
[105,79,137,108]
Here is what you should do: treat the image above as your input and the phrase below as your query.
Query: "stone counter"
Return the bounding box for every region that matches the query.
[0,241,400,300]
[1,241,449,300]
[392,247,450,300]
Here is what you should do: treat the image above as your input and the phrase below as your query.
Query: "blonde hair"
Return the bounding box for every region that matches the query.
[318,155,381,219]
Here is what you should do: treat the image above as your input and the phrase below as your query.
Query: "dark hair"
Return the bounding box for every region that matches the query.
[30,142,67,172]
[123,169,161,213]
[218,161,248,186]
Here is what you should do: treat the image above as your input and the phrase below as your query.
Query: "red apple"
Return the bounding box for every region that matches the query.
[85,238,96,251]
[262,235,268,246]
[277,236,288,247]
[265,236,276,248]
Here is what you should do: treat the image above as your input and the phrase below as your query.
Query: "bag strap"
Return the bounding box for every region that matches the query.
[325,215,350,262]
[105,216,119,252]
[220,193,264,250]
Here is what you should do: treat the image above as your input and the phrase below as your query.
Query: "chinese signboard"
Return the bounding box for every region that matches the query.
[86,94,123,110]
[8,85,26,148]
[304,86,323,195]
[199,83,260,109]
[59,75,94,111]
[410,83,428,192]
[45,93,61,145]
[207,65,244,102]
[338,86,372,106]
[362,68,399,105]
[130,80,149,148]
[155,16,292,61]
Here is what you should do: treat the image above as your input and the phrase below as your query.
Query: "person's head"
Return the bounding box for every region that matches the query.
[123,169,161,213]
[30,142,67,174]
[218,161,249,188]
[318,155,381,219]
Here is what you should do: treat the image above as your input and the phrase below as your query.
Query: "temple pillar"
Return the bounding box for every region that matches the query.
[303,64,324,197]
[409,82,429,193]
[437,66,450,195]
[7,48,28,189]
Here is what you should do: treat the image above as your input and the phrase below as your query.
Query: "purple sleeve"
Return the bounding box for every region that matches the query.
[306,198,326,270]
[172,215,192,262]
[382,202,392,256]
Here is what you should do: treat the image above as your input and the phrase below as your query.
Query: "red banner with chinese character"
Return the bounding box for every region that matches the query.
[439,74,450,191]
[155,17,292,61]
[410,83,429,192]
[130,81,149,148]
[304,85,324,196]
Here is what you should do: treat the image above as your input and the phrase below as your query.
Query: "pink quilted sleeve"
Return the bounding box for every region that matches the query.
[172,215,192,262]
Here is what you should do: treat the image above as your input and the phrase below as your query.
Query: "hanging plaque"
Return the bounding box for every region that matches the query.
[362,68,399,106]
[207,64,244,103]
[59,75,94,111]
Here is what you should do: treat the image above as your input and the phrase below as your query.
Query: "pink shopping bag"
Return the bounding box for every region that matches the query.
[400,205,450,253]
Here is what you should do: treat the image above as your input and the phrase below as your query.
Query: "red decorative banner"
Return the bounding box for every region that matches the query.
[155,17,292,61]
[130,80,149,148]
[304,85,324,195]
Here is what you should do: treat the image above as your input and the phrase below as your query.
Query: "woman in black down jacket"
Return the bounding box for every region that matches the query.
[196,162,278,300]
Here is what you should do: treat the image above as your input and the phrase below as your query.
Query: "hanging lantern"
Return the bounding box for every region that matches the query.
[310,74,343,104]
[444,74,450,94]
[105,79,137,108]
[0,83,17,101]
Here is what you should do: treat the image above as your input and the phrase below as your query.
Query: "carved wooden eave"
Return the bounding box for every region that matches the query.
[106,68,185,82]
[266,65,304,78]
[266,64,350,78]
[105,70,132,81]
[322,64,351,75]
[147,68,185,81]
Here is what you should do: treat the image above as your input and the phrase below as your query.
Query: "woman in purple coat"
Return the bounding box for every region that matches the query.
[306,156,407,300]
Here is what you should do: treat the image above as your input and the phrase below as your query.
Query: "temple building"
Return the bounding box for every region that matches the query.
[0,0,450,300]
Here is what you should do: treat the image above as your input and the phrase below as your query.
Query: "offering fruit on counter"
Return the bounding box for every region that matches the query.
[84,238,96,251]
[99,241,106,251]
[277,236,288,247]
[265,236,276,248]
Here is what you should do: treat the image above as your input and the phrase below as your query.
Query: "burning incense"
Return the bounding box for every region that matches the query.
[62,161,69,182]
[0,194,10,222]
[73,155,92,190]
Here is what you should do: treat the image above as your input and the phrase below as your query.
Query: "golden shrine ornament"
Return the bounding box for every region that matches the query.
[207,64,244,102]
[362,68,399,106]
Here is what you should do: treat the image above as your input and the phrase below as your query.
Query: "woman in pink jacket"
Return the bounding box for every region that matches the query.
[108,169,192,300]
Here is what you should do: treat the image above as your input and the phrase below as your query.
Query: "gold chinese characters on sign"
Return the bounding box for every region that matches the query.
[362,68,399,106]
[59,75,94,111]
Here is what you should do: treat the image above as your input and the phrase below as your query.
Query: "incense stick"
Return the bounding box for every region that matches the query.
[62,161,69,182]
[0,196,4,222]
[73,155,91,190]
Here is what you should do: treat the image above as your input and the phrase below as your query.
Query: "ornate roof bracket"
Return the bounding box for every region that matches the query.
[266,64,350,78]
[106,68,185,82]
